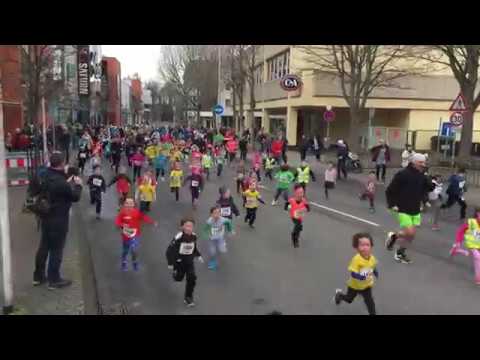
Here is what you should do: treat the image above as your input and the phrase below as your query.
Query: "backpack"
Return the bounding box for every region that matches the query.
[26,173,52,218]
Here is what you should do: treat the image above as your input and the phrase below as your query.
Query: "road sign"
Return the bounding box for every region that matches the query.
[213,105,224,115]
[280,74,302,91]
[450,112,464,127]
[323,110,335,122]
[450,93,467,112]
[441,122,455,137]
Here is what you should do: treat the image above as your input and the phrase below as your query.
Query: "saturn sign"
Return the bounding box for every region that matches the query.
[280,74,302,91]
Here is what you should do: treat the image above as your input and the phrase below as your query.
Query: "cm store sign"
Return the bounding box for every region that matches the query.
[280,74,302,92]
[77,45,90,97]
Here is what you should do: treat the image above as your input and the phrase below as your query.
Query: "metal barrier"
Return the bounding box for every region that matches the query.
[6,146,44,187]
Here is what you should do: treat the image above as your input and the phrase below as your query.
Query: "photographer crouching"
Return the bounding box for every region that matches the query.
[30,152,83,289]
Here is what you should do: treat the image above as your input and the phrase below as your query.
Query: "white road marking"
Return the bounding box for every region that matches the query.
[257,184,380,227]
[310,202,380,227]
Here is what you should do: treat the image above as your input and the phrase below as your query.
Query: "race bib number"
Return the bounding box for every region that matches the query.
[122,226,137,238]
[92,178,103,187]
[294,208,306,219]
[191,180,199,187]
[246,197,256,207]
[80,153,87,159]
[220,207,231,217]
[359,267,374,281]
[179,242,195,255]
[211,226,223,237]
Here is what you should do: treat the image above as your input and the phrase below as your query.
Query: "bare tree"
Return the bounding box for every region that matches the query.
[145,80,160,123]
[20,45,66,126]
[295,45,429,152]
[415,46,480,163]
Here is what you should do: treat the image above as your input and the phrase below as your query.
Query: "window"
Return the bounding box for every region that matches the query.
[267,50,290,81]
[254,64,263,85]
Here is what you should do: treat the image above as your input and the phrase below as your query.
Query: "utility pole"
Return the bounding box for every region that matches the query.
[0,98,19,314]
[216,46,221,130]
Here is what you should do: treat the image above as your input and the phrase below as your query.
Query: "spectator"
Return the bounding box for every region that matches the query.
[299,135,311,162]
[401,144,414,168]
[60,125,71,164]
[32,152,83,289]
[370,139,391,183]
[312,135,323,161]
[336,140,348,180]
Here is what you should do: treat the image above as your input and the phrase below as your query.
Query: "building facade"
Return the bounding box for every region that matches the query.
[121,78,132,125]
[241,45,480,150]
[0,45,23,135]
[101,56,122,126]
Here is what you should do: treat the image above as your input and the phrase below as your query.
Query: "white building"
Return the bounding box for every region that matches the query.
[121,78,132,125]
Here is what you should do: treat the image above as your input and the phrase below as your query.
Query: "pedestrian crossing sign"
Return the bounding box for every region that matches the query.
[449,93,467,112]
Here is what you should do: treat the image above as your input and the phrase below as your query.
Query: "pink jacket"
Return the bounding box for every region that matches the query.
[131,153,145,167]
[324,168,337,183]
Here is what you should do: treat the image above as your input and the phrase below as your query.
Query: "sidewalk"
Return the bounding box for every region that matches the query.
[2,187,86,315]
[286,150,480,207]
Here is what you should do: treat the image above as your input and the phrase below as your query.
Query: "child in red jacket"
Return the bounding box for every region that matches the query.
[115,198,157,271]
[108,167,132,209]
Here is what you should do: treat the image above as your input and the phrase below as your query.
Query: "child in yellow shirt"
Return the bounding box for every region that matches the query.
[170,162,183,202]
[243,181,265,228]
[334,232,378,315]
[135,177,156,213]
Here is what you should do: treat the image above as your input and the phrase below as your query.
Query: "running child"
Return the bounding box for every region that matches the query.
[272,164,295,206]
[87,165,106,220]
[170,162,183,202]
[153,148,168,182]
[334,232,378,315]
[183,167,204,209]
[284,184,311,248]
[201,150,213,181]
[203,206,233,271]
[108,167,132,209]
[359,171,376,213]
[243,180,265,228]
[166,217,204,307]
[135,174,156,213]
[428,174,443,231]
[295,160,316,195]
[144,141,158,166]
[264,153,276,181]
[131,147,146,182]
[77,145,89,175]
[115,198,157,271]
[324,161,337,200]
[214,145,225,177]
[236,160,247,194]
[450,207,480,285]
[217,186,240,234]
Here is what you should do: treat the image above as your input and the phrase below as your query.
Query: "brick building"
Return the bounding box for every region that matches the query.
[101,57,122,126]
[0,45,23,136]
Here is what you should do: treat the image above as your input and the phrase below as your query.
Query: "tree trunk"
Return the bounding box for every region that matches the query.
[232,87,237,131]
[348,107,362,154]
[458,108,473,165]
[238,86,244,134]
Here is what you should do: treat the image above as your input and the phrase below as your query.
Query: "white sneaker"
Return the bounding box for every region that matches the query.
[271,200,277,206]
[161,177,165,182]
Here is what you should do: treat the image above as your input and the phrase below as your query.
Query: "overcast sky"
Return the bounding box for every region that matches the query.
[101,45,162,83]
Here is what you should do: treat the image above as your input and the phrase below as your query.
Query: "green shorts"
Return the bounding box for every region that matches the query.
[396,212,421,228]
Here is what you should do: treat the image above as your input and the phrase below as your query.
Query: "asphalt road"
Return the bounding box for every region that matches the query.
[81,155,480,315]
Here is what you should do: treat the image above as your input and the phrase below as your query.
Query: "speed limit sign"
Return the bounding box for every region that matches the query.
[450,112,464,127]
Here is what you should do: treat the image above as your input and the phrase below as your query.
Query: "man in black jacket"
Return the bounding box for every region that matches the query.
[33,152,83,289]
[239,136,248,161]
[385,153,434,264]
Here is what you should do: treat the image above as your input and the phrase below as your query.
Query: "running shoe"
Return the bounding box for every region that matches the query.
[207,259,217,270]
[32,278,46,286]
[449,245,462,257]
[369,207,376,214]
[249,223,255,229]
[334,289,342,305]
[271,200,277,206]
[161,177,165,182]
[121,261,128,271]
[394,250,412,264]
[385,232,397,251]
[184,297,195,307]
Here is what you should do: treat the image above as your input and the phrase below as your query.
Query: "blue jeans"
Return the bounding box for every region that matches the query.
[122,238,139,263]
